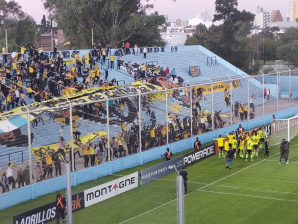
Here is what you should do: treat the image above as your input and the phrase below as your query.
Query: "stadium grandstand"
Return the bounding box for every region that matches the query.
[0,44,297,208]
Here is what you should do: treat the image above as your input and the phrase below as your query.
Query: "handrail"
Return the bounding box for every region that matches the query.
[0,150,24,167]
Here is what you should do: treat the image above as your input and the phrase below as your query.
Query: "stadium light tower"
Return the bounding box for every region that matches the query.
[0,20,8,52]
[252,26,260,74]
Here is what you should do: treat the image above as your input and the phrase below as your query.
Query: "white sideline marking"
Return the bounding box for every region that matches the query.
[265,160,298,164]
[184,182,298,195]
[119,152,279,224]
[197,190,298,203]
[210,184,298,195]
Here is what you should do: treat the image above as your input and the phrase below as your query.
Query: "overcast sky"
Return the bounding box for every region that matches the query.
[14,0,287,23]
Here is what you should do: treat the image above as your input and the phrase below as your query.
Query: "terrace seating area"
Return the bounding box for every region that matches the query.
[0,45,274,173]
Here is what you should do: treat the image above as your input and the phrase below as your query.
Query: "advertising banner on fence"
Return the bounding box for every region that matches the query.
[84,172,138,207]
[141,156,184,185]
[13,192,85,224]
[194,79,241,95]
[183,144,216,167]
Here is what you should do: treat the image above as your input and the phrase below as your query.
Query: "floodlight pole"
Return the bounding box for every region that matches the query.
[92,29,94,46]
[51,29,53,53]
[5,28,8,53]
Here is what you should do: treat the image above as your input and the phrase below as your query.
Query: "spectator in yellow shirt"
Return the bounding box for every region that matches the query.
[2,46,7,62]
[119,101,125,117]
[102,50,106,64]
[20,46,26,60]
[110,55,114,69]
[82,144,89,168]
[243,103,248,120]
[4,92,11,111]
[44,151,53,179]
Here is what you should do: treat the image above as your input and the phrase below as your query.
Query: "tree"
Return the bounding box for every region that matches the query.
[185,23,208,46]
[280,27,298,45]
[259,37,281,64]
[185,0,255,73]
[40,15,47,33]
[269,26,280,33]
[0,0,24,21]
[212,0,254,61]
[277,40,298,65]
[43,0,166,48]
[185,37,200,45]
[0,0,38,51]
[124,12,166,47]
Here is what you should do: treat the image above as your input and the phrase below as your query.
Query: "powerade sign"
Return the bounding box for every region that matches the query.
[84,172,138,207]
[183,143,216,167]
[141,156,183,185]
[13,192,85,224]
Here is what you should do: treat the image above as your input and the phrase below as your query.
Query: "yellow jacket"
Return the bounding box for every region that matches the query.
[46,154,52,165]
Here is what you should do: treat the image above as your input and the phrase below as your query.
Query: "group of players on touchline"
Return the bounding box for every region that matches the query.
[214,127,270,162]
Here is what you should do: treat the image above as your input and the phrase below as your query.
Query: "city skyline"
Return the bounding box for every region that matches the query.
[14,0,288,23]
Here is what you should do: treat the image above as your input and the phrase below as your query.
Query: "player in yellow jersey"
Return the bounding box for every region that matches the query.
[245,136,254,161]
[214,135,226,159]
[251,131,259,157]
[223,136,229,159]
[238,136,245,160]
[225,131,236,145]
[231,137,238,158]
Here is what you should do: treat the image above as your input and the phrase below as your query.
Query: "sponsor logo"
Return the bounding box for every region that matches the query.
[13,192,84,224]
[84,172,138,207]
[14,203,56,224]
[272,117,298,133]
[140,156,183,185]
[183,144,216,167]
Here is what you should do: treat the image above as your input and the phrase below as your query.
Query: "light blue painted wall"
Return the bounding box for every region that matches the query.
[264,84,278,98]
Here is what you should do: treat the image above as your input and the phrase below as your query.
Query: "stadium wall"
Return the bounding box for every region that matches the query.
[1,105,298,210]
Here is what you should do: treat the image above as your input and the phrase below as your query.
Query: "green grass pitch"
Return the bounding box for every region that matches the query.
[3,138,298,224]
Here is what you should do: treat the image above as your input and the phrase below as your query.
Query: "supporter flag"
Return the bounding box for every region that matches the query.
[63,41,70,46]
[170,104,182,114]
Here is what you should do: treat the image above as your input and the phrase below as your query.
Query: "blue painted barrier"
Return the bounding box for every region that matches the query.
[1,105,298,210]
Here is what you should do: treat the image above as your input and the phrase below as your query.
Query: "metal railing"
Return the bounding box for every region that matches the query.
[0,68,297,194]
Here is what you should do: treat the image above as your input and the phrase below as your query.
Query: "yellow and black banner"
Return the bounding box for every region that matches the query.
[31,130,107,161]
[194,80,241,95]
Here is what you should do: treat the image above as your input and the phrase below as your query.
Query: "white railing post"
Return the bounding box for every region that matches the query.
[138,92,142,153]
[260,71,265,117]
[106,97,111,162]
[25,107,33,185]
[247,77,250,121]
[227,75,232,125]
[67,100,75,172]
[287,67,291,108]
[207,78,214,130]
[187,81,193,137]
[273,68,279,113]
